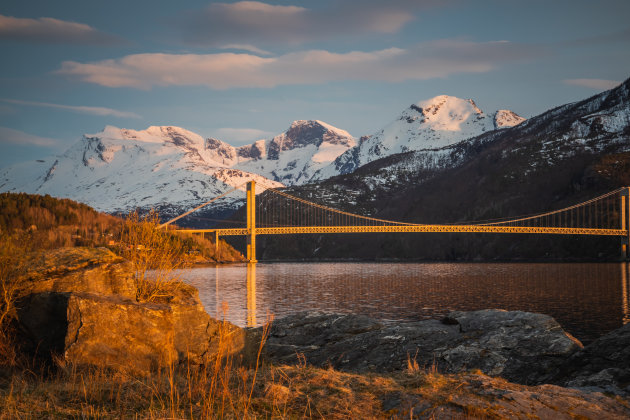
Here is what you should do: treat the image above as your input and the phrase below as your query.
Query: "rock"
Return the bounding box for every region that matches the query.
[551,322,630,397]
[16,292,70,356]
[62,287,245,374]
[16,247,245,373]
[16,247,136,357]
[156,282,245,366]
[64,293,177,373]
[443,310,583,384]
[262,310,582,384]
[20,247,136,299]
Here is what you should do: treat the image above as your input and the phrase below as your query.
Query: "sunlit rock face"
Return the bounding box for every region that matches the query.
[15,247,245,374]
[313,95,525,179]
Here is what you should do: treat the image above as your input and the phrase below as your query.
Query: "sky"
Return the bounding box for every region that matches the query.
[0,0,629,169]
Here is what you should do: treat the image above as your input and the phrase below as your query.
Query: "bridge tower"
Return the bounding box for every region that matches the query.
[246,181,257,263]
[623,187,630,261]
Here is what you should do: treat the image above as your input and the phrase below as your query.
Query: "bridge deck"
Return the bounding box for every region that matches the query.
[176,225,627,236]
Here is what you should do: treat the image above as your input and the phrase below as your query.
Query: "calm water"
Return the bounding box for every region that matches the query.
[178,262,630,344]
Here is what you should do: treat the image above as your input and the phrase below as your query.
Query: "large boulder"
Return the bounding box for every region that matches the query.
[17,247,135,356]
[16,247,245,373]
[263,310,582,384]
[551,322,630,397]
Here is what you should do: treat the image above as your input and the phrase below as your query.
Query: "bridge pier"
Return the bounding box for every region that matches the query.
[622,188,630,261]
[246,181,257,263]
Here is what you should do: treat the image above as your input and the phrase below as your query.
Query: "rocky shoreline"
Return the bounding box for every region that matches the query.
[260,311,630,397]
[9,247,630,417]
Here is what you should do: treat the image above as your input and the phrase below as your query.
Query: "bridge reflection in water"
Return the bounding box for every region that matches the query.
[247,263,257,327]
[182,262,630,344]
[623,262,630,325]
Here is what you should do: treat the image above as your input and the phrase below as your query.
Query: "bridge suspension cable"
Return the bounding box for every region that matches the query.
[159,182,247,228]
[477,188,625,229]
[257,187,423,228]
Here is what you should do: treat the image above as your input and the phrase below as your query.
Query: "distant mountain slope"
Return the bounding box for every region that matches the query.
[313,95,524,180]
[258,78,630,260]
[0,125,282,215]
[0,95,523,219]
[0,120,355,216]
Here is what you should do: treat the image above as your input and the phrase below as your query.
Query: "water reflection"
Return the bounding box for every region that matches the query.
[180,262,630,344]
[623,263,630,325]
[247,263,257,327]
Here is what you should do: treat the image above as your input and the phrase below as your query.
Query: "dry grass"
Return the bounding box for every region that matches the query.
[118,210,245,302]
[0,234,28,368]
[3,349,625,419]
[0,314,274,419]
[118,211,187,302]
[0,323,502,420]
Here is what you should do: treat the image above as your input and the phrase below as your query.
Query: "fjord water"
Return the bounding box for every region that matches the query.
[179,262,630,344]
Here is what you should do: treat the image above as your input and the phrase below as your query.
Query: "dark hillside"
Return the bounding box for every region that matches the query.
[0,193,243,261]
[0,192,120,249]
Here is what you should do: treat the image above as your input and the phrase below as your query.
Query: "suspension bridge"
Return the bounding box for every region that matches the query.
[162,182,630,262]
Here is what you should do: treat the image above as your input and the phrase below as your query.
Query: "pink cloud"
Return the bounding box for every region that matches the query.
[177,0,419,46]
[58,40,544,90]
[0,126,58,147]
[1,98,141,119]
[0,14,122,44]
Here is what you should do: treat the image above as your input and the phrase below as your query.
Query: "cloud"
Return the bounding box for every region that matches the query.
[2,98,141,119]
[0,14,123,44]
[58,39,543,90]
[0,126,59,147]
[176,0,428,46]
[219,44,272,56]
[564,27,630,47]
[563,78,621,90]
[212,127,273,143]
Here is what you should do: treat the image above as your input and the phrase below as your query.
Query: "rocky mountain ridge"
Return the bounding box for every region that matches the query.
[312,95,525,180]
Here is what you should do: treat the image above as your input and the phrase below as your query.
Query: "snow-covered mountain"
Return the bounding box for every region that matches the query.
[0,97,525,217]
[0,121,355,215]
[204,120,356,185]
[313,95,524,180]
[0,125,285,214]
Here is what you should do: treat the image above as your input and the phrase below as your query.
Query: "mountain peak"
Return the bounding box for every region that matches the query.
[314,96,527,179]
[273,120,354,155]
[411,95,484,120]
[286,120,353,138]
[494,109,526,129]
[87,125,205,147]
